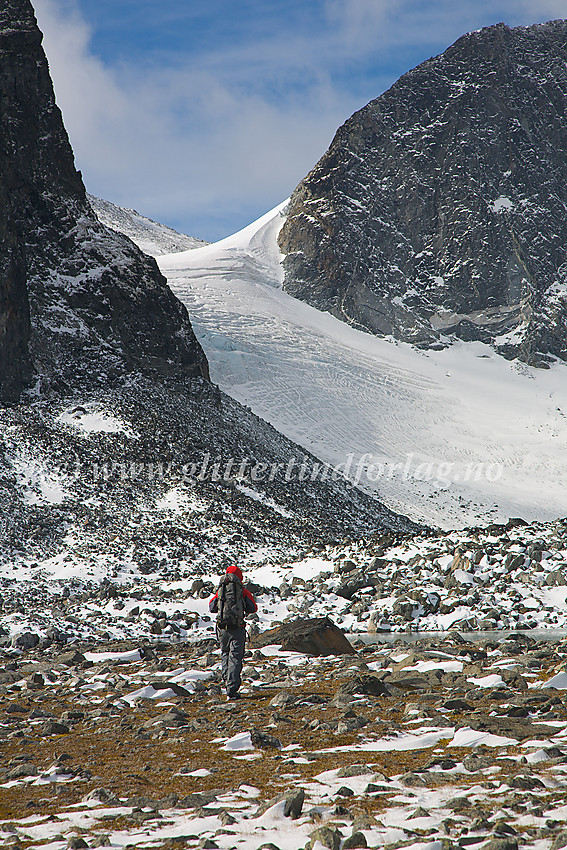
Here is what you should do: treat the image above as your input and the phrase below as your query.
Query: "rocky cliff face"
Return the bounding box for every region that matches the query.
[279,20,567,364]
[0,0,208,403]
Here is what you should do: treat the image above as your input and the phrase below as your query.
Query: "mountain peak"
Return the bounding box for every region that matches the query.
[0,0,208,402]
[278,19,567,365]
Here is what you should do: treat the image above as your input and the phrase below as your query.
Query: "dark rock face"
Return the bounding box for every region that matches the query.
[0,213,31,404]
[279,20,567,364]
[0,0,208,402]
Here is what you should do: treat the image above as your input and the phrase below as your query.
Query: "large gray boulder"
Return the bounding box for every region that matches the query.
[252,616,356,655]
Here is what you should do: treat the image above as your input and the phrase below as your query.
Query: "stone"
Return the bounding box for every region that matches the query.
[545,570,567,586]
[483,840,517,850]
[60,710,85,725]
[12,633,39,650]
[509,773,545,790]
[337,764,372,778]
[6,703,28,714]
[177,794,218,810]
[336,786,354,797]
[83,788,120,806]
[7,763,37,780]
[57,650,86,667]
[45,627,68,644]
[283,788,305,819]
[251,617,355,656]
[463,754,497,772]
[336,572,374,600]
[307,826,342,850]
[41,720,70,736]
[269,691,296,708]
[342,833,367,849]
[250,730,282,750]
[336,674,390,698]
[364,783,386,794]
[447,797,472,812]
[146,709,188,729]
[351,814,377,832]
[552,831,567,850]
[401,772,427,787]
[149,681,193,698]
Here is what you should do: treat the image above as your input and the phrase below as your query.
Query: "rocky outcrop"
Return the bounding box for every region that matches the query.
[0,0,208,402]
[252,616,356,655]
[279,20,567,365]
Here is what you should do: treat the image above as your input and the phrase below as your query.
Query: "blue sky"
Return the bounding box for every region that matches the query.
[35,0,567,241]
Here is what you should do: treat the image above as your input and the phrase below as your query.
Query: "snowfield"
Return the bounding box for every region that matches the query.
[158,204,567,529]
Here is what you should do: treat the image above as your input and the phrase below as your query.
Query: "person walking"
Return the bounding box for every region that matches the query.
[209,565,257,699]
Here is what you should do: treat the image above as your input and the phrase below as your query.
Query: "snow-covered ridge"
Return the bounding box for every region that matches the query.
[88,195,208,257]
[159,204,567,529]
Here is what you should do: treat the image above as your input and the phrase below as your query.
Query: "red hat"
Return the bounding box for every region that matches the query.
[226,564,243,581]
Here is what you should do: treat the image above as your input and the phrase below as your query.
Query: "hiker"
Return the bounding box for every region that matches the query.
[209,565,257,699]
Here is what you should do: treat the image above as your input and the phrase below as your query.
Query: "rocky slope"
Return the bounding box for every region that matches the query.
[1,630,567,848]
[0,376,417,603]
[279,20,567,365]
[0,0,208,404]
[87,195,208,258]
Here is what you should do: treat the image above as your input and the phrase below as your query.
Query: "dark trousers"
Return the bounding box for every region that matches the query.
[218,626,246,696]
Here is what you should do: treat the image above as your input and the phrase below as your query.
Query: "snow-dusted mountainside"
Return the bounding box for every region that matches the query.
[160,205,567,529]
[278,20,567,366]
[88,195,208,257]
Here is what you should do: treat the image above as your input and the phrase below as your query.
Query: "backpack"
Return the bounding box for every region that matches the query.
[217,573,245,629]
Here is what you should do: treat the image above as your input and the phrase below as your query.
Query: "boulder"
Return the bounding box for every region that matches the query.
[545,570,567,587]
[250,730,282,750]
[12,632,39,650]
[307,826,342,850]
[252,617,355,656]
[335,572,374,600]
[336,674,391,697]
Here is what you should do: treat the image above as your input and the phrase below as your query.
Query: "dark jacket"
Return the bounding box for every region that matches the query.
[209,564,257,617]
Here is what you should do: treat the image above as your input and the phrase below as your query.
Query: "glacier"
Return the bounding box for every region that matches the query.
[158,205,567,529]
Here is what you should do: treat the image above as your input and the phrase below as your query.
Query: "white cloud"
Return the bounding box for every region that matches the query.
[518,0,567,16]
[34,0,357,240]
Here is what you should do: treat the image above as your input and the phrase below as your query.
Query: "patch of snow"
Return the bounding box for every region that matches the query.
[316,726,455,753]
[540,671,567,689]
[451,726,518,747]
[219,732,254,751]
[57,405,136,436]
[490,196,515,213]
[236,484,294,517]
[466,674,505,688]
